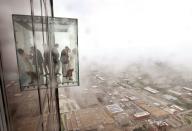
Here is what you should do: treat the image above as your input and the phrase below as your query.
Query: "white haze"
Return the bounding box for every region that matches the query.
[1,0,192,80]
[54,0,192,68]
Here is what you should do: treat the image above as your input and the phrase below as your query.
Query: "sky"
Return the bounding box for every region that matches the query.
[1,0,192,79]
[54,0,192,65]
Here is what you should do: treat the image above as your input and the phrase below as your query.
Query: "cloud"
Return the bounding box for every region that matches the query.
[54,0,192,65]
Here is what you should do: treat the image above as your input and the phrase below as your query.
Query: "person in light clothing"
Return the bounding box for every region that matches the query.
[52,44,60,76]
[66,48,77,81]
[60,46,70,84]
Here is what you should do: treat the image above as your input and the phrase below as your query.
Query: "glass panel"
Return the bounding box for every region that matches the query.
[53,17,79,87]
[12,15,79,90]
[12,15,46,89]
[0,0,61,131]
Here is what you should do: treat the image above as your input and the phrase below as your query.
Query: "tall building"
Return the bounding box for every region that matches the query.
[0,0,62,131]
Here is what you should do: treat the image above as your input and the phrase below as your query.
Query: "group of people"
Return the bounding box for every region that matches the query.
[49,44,77,82]
[17,44,77,86]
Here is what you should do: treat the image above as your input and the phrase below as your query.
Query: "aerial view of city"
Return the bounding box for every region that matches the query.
[1,0,192,131]
[58,61,192,131]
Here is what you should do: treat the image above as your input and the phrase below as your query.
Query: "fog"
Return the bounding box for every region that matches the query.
[1,0,192,80]
[54,0,192,67]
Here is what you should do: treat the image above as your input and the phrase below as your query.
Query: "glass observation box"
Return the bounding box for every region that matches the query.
[12,14,79,90]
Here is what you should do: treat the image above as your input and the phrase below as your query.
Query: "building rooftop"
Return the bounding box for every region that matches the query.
[136,101,169,118]
[134,111,150,118]
[114,113,130,127]
[128,96,139,101]
[163,108,177,114]
[144,87,159,94]
[163,94,178,101]
[65,107,114,131]
[170,105,184,111]
[106,104,124,114]
[183,87,192,92]
[168,90,182,96]
[96,76,105,81]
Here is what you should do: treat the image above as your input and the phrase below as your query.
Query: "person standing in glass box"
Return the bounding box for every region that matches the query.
[51,43,60,76]
[60,46,69,84]
[30,46,44,75]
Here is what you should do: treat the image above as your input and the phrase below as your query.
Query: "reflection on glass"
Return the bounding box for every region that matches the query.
[13,15,79,90]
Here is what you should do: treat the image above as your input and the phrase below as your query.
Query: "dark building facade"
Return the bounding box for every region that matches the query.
[0,0,62,131]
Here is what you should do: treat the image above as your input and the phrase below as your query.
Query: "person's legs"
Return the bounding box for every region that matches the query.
[39,63,43,75]
[67,69,74,80]
[53,63,56,75]
[44,62,48,74]
[62,64,69,84]
[43,62,50,85]
[20,72,29,86]
[55,62,60,75]
[62,64,65,76]
[62,64,68,77]
[27,72,37,84]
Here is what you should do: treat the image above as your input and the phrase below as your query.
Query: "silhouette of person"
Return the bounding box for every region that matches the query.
[17,48,37,85]
[43,44,50,75]
[30,46,44,75]
[52,43,60,76]
[67,48,77,80]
